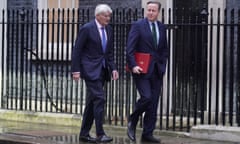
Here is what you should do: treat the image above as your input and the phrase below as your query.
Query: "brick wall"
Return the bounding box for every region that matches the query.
[7,0,37,9]
[7,0,38,66]
[226,0,240,9]
[79,0,141,19]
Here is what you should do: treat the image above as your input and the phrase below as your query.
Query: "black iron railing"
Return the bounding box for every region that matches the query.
[0,8,240,131]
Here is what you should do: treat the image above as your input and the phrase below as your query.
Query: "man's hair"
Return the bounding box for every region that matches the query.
[95,4,112,16]
[147,1,161,11]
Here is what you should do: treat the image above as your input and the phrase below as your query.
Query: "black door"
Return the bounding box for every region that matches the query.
[172,0,208,118]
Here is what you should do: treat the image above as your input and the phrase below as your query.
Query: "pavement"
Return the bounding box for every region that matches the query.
[0,119,239,144]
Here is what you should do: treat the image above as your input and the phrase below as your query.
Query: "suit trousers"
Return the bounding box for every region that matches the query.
[80,68,107,136]
[130,66,162,136]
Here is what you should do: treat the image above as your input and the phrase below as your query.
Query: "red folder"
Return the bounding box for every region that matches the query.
[126,52,151,74]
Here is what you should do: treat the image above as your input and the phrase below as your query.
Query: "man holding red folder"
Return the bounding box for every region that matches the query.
[126,1,168,143]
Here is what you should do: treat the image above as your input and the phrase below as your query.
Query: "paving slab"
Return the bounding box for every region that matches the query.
[0,119,239,144]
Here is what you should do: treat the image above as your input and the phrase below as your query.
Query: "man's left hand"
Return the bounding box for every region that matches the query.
[112,70,119,80]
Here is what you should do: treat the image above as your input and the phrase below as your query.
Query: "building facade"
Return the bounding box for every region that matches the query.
[0,0,240,130]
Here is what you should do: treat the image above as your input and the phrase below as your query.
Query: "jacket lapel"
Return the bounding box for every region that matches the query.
[143,18,156,49]
[157,22,162,47]
[158,21,163,49]
[93,21,104,52]
[105,26,110,52]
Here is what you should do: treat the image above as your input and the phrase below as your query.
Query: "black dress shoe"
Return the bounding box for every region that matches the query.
[79,134,96,143]
[127,121,136,142]
[141,135,161,143]
[96,134,113,143]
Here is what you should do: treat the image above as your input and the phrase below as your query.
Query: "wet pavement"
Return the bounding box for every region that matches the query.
[0,119,239,144]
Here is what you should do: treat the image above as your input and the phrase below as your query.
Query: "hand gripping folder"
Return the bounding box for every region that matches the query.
[126,52,151,74]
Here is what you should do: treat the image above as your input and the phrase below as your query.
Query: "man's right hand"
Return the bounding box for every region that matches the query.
[132,66,143,74]
[72,73,80,81]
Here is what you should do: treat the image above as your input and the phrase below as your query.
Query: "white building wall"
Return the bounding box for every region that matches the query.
[0,0,7,108]
[207,0,226,114]
[38,0,48,10]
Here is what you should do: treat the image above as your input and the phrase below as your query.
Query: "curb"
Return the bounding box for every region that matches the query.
[0,109,81,127]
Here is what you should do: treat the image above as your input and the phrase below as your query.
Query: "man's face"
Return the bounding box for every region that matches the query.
[96,12,111,26]
[146,3,160,22]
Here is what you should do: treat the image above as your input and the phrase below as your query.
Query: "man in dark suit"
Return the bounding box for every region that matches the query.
[71,4,119,143]
[126,1,168,143]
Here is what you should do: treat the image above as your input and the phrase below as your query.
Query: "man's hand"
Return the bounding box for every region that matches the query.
[72,73,80,81]
[112,70,119,80]
[132,66,143,74]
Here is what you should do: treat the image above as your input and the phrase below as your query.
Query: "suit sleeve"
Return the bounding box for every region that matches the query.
[106,27,117,71]
[159,25,169,74]
[71,26,88,73]
[126,22,140,69]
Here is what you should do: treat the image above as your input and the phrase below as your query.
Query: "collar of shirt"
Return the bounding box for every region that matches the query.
[148,21,159,44]
[148,21,157,30]
[95,19,104,29]
[95,19,107,40]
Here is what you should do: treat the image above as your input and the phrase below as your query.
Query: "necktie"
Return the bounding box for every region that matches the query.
[152,22,157,49]
[101,27,107,53]
[101,27,107,67]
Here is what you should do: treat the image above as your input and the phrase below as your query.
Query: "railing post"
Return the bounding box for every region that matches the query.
[200,4,208,124]
[19,8,25,110]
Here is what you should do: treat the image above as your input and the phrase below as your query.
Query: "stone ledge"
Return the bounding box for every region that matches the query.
[190,125,240,143]
[0,109,81,127]
[1,109,240,143]
[0,134,53,144]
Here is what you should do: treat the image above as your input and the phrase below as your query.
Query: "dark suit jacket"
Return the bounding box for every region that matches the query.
[71,20,117,81]
[126,18,168,78]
